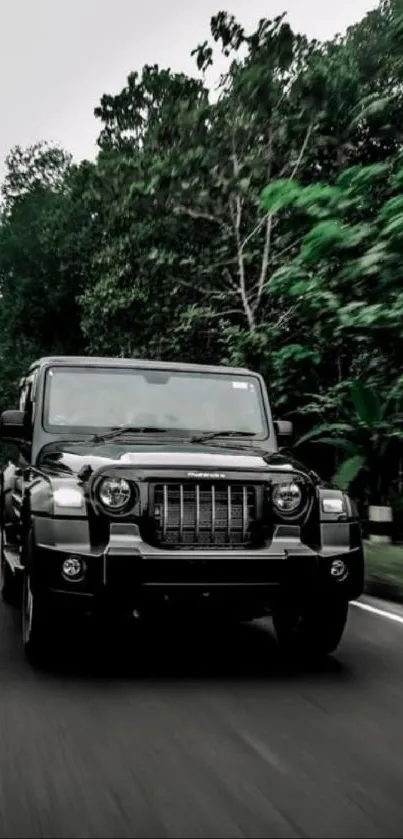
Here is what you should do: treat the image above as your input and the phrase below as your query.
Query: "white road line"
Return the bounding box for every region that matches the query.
[352,600,403,625]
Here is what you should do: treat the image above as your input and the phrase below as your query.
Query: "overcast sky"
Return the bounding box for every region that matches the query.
[0,0,377,180]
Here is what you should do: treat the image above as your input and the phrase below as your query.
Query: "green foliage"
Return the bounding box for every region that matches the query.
[364,541,403,603]
[294,382,403,499]
[332,455,367,491]
[2,2,403,505]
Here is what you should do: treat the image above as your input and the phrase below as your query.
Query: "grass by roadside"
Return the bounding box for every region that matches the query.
[364,541,403,604]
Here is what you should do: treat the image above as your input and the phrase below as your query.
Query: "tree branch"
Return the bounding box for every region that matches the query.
[230,137,255,331]
[223,267,239,294]
[173,276,236,297]
[276,304,297,329]
[289,121,314,180]
[199,256,239,276]
[252,128,274,314]
[240,214,267,253]
[173,204,232,233]
[253,213,273,314]
[191,308,243,320]
[273,239,298,263]
[239,92,286,255]
[252,121,315,312]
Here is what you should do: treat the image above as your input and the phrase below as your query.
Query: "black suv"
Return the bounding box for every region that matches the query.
[0,356,364,664]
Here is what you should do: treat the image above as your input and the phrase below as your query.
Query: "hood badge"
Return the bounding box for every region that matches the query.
[187,471,226,479]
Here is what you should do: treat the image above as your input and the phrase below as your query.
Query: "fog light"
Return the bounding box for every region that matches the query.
[330,559,348,579]
[62,556,85,581]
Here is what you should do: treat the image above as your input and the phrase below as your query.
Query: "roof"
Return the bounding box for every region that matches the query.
[28,356,254,376]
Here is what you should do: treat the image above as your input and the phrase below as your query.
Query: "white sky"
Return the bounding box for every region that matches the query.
[0,0,377,180]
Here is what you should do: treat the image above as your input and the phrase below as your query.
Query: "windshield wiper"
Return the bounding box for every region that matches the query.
[190,430,257,443]
[89,425,169,443]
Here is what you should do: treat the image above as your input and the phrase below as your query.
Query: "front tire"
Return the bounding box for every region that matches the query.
[1,555,22,607]
[273,599,349,660]
[22,573,53,666]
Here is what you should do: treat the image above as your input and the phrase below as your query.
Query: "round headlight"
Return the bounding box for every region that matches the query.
[272,481,302,514]
[98,477,132,510]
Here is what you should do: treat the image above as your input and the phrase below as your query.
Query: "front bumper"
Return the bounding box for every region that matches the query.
[29,518,365,616]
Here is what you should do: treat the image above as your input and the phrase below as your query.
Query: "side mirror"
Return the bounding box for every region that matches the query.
[275,419,293,437]
[0,410,26,441]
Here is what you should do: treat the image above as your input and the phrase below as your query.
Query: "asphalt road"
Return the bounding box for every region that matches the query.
[0,598,402,839]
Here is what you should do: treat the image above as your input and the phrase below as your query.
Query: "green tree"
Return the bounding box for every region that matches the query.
[295,381,403,501]
[0,144,86,407]
[81,13,347,372]
[2,2,403,480]
[1,143,72,212]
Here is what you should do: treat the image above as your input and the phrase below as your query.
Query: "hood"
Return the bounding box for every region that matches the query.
[41,441,314,479]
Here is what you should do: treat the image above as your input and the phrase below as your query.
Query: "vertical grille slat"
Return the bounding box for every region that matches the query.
[195,484,200,542]
[179,484,184,543]
[162,484,168,539]
[242,485,248,541]
[211,484,216,540]
[151,481,258,549]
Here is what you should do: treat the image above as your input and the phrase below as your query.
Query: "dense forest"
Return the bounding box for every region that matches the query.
[1,0,403,511]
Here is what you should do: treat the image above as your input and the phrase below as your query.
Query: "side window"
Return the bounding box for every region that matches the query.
[19,379,29,412]
[30,371,37,424]
[18,373,36,426]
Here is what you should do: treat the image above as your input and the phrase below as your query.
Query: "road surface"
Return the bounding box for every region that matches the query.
[0,597,402,838]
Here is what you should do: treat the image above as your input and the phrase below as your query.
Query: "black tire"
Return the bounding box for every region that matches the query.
[273,599,349,659]
[1,555,22,607]
[22,573,54,666]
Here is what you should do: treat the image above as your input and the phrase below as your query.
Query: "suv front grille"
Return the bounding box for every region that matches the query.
[149,481,259,549]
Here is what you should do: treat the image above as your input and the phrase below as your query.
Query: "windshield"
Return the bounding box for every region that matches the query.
[43,366,268,437]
